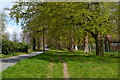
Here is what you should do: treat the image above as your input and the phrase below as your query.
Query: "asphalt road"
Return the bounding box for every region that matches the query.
[0,51,44,72]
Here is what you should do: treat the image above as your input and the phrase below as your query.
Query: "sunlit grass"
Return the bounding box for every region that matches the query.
[0,52,33,58]
[67,62,118,78]
[2,51,63,78]
[2,50,119,78]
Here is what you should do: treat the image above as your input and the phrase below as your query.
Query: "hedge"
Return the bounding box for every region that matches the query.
[2,40,30,55]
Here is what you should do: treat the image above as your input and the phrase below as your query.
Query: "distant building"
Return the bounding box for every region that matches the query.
[105,35,120,52]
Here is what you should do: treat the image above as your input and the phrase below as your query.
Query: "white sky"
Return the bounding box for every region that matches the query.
[0,1,22,41]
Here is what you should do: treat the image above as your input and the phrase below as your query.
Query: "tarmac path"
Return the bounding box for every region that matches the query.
[0,50,48,72]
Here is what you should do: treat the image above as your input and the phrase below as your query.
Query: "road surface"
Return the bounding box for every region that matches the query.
[0,51,45,72]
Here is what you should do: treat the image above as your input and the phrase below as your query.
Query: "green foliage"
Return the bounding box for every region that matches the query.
[0,12,6,32]
[2,40,30,55]
[6,2,118,55]
[8,2,118,37]
[17,42,30,52]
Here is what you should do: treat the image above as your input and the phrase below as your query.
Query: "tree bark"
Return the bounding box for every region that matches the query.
[105,38,109,52]
[95,34,104,56]
[43,31,45,53]
[37,37,40,50]
[85,29,104,56]
[32,37,36,51]
[84,33,89,54]
[69,33,74,52]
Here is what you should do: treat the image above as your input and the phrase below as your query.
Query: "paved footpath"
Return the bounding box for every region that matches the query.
[0,51,44,72]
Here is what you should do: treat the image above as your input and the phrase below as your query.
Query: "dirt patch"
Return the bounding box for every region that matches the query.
[59,57,69,78]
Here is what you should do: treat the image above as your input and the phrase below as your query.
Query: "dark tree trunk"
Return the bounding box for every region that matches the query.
[85,29,104,56]
[37,37,40,50]
[43,31,45,53]
[95,34,104,56]
[84,33,89,54]
[32,37,36,51]
[56,38,61,50]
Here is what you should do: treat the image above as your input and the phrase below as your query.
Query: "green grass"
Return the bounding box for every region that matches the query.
[0,51,33,58]
[2,50,119,78]
[58,51,119,78]
[2,51,63,78]
[2,59,48,78]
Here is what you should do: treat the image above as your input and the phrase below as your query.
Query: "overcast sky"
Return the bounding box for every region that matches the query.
[0,1,22,41]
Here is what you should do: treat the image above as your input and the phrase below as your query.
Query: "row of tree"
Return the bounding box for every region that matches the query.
[6,2,119,56]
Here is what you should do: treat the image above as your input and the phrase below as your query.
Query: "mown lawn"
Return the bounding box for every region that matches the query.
[2,50,119,78]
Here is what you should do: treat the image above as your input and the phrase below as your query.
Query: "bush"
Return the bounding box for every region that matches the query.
[60,48,68,51]
[2,40,30,55]
[17,43,30,52]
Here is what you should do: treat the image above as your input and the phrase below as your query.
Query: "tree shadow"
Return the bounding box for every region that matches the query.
[2,56,29,63]
[28,51,119,63]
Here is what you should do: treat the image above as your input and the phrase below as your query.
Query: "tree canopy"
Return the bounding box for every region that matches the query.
[7,2,119,55]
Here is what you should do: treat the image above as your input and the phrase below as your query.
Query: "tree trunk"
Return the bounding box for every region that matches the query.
[86,29,104,56]
[95,34,104,56]
[105,38,109,52]
[84,33,89,54]
[32,37,36,51]
[56,38,61,50]
[108,41,110,52]
[75,45,78,50]
[69,34,74,52]
[37,37,40,50]
[43,31,45,53]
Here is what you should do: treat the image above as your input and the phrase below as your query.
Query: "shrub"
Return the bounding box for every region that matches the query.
[2,40,30,55]
[17,43,30,52]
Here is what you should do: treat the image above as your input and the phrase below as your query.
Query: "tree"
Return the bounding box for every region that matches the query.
[84,32,89,54]
[12,31,18,42]
[20,32,26,43]
[2,32,9,40]
[82,2,118,56]
[7,2,118,55]
[0,12,8,41]
[0,12,6,33]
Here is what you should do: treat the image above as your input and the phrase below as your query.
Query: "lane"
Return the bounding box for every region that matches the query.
[0,51,43,72]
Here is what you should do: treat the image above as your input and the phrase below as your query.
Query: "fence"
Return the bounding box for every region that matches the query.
[78,44,120,52]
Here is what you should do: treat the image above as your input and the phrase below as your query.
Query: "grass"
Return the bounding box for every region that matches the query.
[1,50,119,78]
[57,50,119,78]
[67,61,118,78]
[2,51,63,78]
[0,51,33,58]
[2,59,49,78]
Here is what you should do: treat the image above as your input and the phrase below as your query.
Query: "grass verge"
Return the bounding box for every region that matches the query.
[0,51,33,58]
[59,51,119,78]
[2,50,119,78]
[2,51,63,78]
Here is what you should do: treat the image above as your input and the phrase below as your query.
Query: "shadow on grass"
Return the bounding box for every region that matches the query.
[28,51,119,63]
